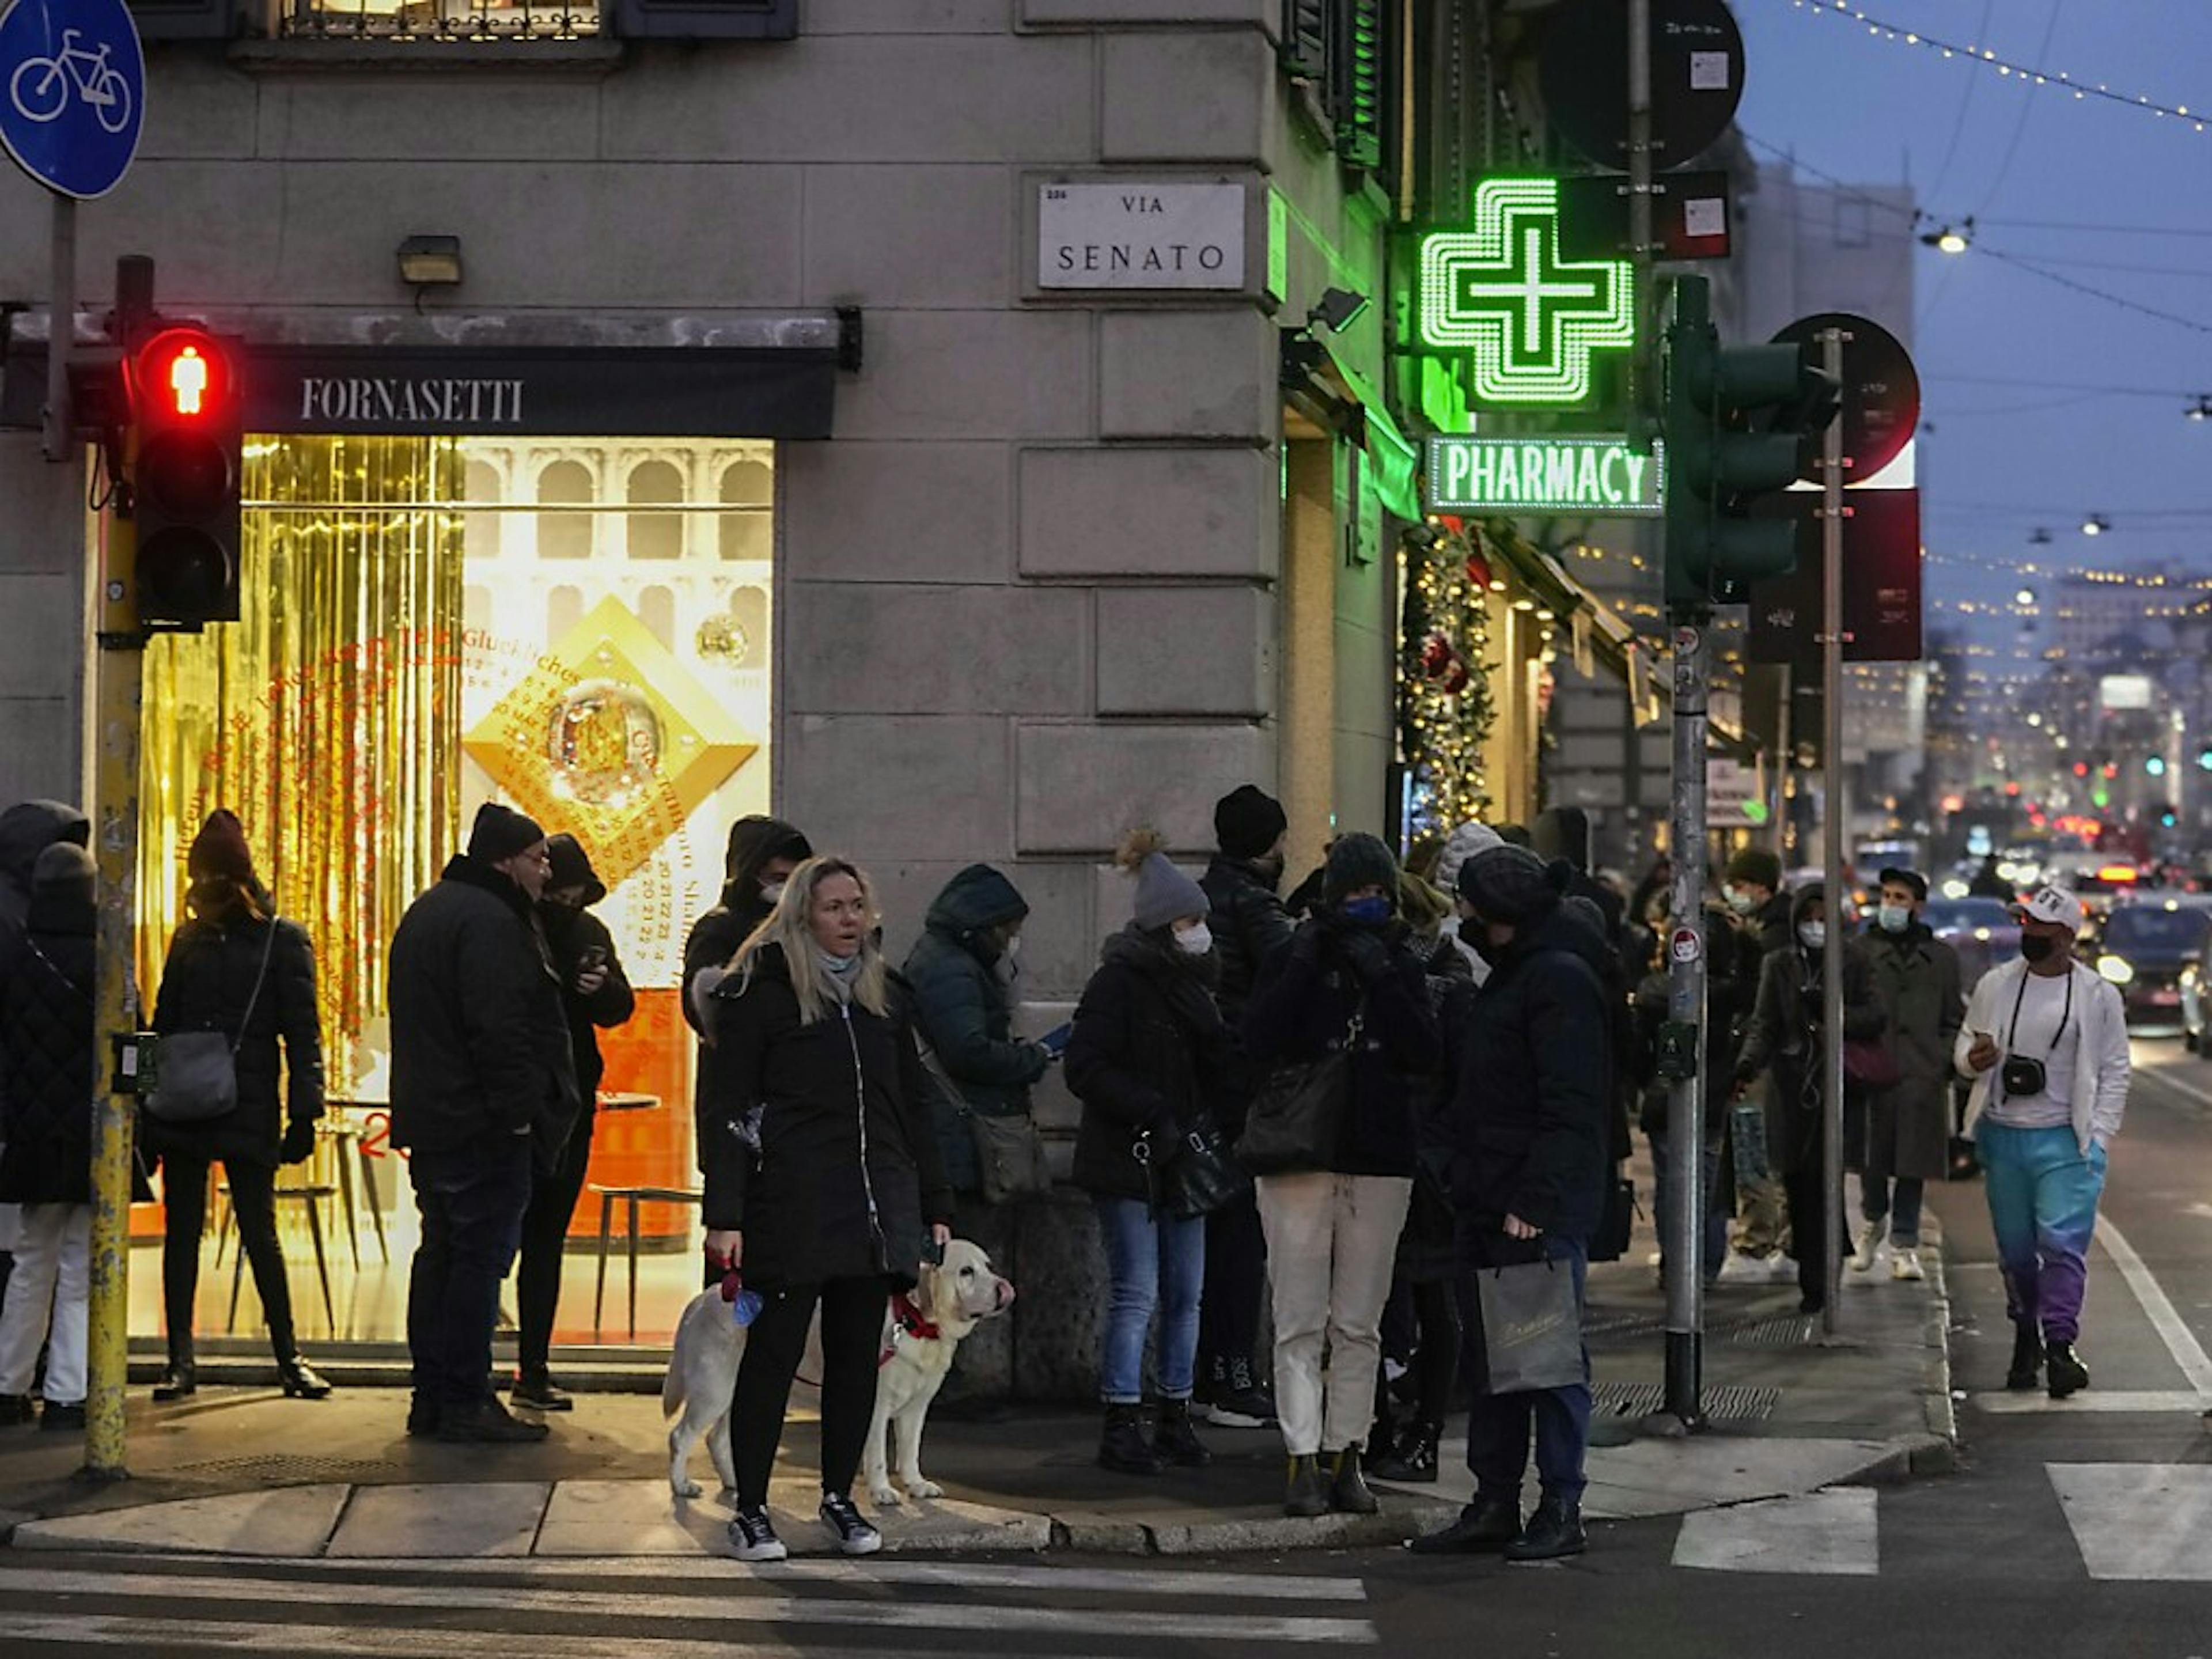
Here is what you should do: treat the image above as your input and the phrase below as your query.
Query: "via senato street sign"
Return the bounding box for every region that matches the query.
[1425,434,1662,516]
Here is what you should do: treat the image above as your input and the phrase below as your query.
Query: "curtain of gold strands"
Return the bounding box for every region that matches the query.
[138,436,465,1096]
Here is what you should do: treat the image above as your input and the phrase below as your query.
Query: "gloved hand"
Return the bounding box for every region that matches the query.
[280,1119,317,1166]
[1338,928,1396,984]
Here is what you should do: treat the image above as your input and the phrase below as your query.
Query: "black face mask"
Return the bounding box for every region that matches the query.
[1251,852,1287,890]
[1459,915,1504,964]
[2018,933,2058,964]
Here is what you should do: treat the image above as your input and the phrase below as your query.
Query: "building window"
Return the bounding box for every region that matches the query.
[1279,0,1398,178]
[279,0,607,41]
[718,457,772,562]
[536,459,594,560]
[626,459,685,562]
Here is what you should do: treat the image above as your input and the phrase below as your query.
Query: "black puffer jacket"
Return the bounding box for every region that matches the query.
[0,880,99,1203]
[148,906,325,1171]
[1735,889,1885,1177]
[1243,913,1441,1178]
[902,864,1047,1195]
[1443,902,1616,1253]
[699,944,952,1291]
[388,856,578,1171]
[681,815,811,1039]
[0,801,86,929]
[1067,927,1236,1203]
[1200,851,1296,1125]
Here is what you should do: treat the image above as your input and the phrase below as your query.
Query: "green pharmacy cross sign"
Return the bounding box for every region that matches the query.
[1419,177,1635,407]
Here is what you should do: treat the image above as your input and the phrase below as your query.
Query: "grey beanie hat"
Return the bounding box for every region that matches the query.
[1134,852,1209,932]
[1431,820,1504,896]
[1457,845,1573,926]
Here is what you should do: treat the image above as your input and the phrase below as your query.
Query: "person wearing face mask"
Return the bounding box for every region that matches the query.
[1243,834,1440,1519]
[511,834,634,1412]
[1733,884,1884,1315]
[1854,869,1962,1283]
[1717,846,1794,1279]
[1195,785,1296,1429]
[1955,886,2128,1400]
[1067,829,1236,1478]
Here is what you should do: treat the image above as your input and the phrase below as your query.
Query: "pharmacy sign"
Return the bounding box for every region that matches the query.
[1419,177,1635,407]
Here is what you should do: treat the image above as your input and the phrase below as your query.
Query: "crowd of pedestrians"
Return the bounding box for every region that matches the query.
[0,782,2131,1570]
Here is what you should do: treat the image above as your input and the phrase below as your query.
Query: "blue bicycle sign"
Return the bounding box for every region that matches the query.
[12,28,134,134]
[0,0,145,200]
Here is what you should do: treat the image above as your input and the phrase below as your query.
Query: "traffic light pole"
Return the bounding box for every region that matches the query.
[1818,326,1850,1340]
[1662,605,1711,1426]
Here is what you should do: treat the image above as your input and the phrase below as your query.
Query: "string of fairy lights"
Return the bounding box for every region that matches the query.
[1785,0,2208,134]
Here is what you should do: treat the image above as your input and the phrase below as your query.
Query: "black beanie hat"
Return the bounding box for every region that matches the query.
[467,801,547,865]
[544,834,607,906]
[1323,832,1401,907]
[1726,846,1785,892]
[1214,785,1288,861]
[1457,845,1573,926]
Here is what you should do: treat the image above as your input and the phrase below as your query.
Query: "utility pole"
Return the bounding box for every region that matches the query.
[1817,325,1849,1339]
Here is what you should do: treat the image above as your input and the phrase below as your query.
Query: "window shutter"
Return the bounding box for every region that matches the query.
[1281,0,1329,80]
[127,0,238,40]
[1330,0,1387,169]
[612,0,797,39]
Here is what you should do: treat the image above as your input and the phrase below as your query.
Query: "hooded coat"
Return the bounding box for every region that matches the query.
[0,869,103,1203]
[699,943,952,1291]
[901,865,1047,1195]
[1442,900,1616,1259]
[1066,927,1237,1203]
[681,816,812,1038]
[1734,888,1885,1177]
[0,801,88,930]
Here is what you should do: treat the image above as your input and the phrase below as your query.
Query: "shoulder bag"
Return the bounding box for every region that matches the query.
[1138,1112,1251,1221]
[1234,1002,1362,1177]
[916,1027,1051,1205]
[145,921,276,1125]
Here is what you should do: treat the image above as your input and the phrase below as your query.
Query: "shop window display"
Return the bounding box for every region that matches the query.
[134,435,775,1358]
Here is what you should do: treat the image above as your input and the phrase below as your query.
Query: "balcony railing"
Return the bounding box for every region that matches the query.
[281,0,602,41]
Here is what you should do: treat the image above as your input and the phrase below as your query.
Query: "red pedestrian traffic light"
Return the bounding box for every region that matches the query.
[129,328,243,631]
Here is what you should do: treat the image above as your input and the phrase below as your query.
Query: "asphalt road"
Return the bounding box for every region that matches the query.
[10,1039,2212,1658]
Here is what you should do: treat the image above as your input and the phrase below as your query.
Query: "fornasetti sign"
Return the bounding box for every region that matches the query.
[1037,183,1247,290]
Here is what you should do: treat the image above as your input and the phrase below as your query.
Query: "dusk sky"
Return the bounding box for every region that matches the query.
[1730,0,2212,656]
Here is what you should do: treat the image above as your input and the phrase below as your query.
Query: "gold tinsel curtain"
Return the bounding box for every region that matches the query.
[138,436,465,1095]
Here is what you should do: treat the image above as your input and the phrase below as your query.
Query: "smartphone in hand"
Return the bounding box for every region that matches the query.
[1039,1021,1073,1059]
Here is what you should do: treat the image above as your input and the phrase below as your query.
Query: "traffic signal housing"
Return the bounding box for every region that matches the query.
[129,327,242,631]
[1663,275,1839,609]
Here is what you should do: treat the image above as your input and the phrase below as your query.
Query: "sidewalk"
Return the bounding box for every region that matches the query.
[0,1222,1956,1560]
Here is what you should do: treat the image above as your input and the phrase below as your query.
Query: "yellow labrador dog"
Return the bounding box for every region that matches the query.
[662,1285,744,1501]
[863,1238,1014,1509]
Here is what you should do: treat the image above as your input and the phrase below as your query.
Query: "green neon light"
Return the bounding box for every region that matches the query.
[1419,177,1635,407]
[1425,435,1661,516]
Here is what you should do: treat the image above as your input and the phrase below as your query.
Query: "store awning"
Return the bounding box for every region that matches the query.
[1278,330,1423,522]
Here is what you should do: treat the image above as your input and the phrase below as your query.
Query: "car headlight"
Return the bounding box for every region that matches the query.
[2097,955,2135,986]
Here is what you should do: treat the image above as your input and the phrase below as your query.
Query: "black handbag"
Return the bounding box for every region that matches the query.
[1235,1006,1361,1176]
[1589,1169,1637,1263]
[145,921,276,1125]
[1139,1114,1251,1221]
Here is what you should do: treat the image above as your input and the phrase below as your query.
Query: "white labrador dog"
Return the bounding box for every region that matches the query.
[864,1237,1015,1508]
[660,1238,1014,1505]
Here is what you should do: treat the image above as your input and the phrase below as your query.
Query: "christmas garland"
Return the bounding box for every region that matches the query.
[1399,517,1500,838]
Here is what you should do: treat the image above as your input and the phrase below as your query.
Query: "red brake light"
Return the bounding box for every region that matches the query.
[2097,865,2138,884]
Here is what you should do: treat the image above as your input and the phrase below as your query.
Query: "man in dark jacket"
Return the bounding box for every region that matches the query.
[389,802,579,1443]
[512,834,635,1411]
[1411,847,1611,1564]
[0,800,88,1306]
[1196,783,1294,1427]
[1854,868,1961,1282]
[1718,846,1793,1273]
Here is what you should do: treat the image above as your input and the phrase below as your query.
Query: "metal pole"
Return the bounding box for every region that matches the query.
[1664,609,1710,1421]
[1819,327,1849,1339]
[84,507,143,1482]
[43,195,75,461]
[1627,0,1655,407]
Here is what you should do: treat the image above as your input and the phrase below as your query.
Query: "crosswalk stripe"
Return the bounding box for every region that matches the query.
[0,1567,1380,1646]
[1671,1491,1878,1576]
[2047,1463,2212,1581]
[147,1554,1368,1601]
[1972,1388,2212,1414]
[0,1615,927,1659]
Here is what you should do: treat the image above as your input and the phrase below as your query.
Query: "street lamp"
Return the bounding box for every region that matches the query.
[2082,513,2111,536]
[1919,218,1974,254]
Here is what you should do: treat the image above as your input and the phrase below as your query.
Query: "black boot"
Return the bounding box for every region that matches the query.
[1153,1398,1212,1468]
[1407,1492,1520,1555]
[1330,1446,1379,1515]
[1283,1453,1330,1518]
[278,1355,333,1400]
[151,1356,196,1403]
[2006,1322,2044,1391]
[1504,1495,1586,1563]
[435,1397,551,1444]
[1370,1420,1441,1483]
[1097,1404,1162,1475]
[2046,1341,2090,1399]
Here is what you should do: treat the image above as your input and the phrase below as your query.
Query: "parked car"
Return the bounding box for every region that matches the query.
[2096,899,2212,1034]
[1922,896,2020,993]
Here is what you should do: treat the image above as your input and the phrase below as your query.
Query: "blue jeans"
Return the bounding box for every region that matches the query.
[407,1135,533,1408]
[1093,1195,1205,1406]
[1649,1129,1728,1282]
[1460,1236,1592,1505]
[1861,1175,1925,1247]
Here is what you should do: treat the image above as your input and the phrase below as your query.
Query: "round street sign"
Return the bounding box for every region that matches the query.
[1539,0,1747,173]
[1770,311,1920,486]
[1669,926,1702,965]
[0,0,145,200]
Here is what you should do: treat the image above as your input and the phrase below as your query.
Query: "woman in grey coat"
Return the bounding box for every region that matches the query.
[1855,869,1963,1281]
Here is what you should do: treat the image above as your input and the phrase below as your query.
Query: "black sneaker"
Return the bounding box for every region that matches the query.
[1205,1358,1278,1429]
[512,1373,574,1412]
[1407,1494,1521,1555]
[434,1399,551,1444]
[0,1393,33,1427]
[819,1491,882,1556]
[405,1396,442,1438]
[1503,1496,1586,1563]
[39,1401,86,1433]
[729,1506,787,1562]
[2046,1342,2090,1400]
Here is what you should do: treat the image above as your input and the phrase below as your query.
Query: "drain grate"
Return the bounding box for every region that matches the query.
[1728,1315,1816,1348]
[1583,1310,1666,1340]
[167,1456,392,1487]
[1589,1381,1780,1423]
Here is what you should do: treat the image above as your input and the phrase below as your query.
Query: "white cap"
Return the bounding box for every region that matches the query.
[2013,885,2082,927]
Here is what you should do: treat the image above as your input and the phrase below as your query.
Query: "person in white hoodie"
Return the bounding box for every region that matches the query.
[1955,885,2129,1400]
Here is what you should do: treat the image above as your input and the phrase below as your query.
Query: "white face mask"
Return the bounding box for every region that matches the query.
[1173,922,1214,956]
[760,881,786,907]
[1002,934,1021,960]
[1798,922,1827,951]
[1725,886,1758,917]
[1877,903,1911,934]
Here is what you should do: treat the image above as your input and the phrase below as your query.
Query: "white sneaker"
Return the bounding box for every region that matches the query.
[729,1508,787,1562]
[1891,1247,1925,1282]
[1716,1252,1770,1285]
[1763,1251,1797,1282]
[1850,1222,1883,1274]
